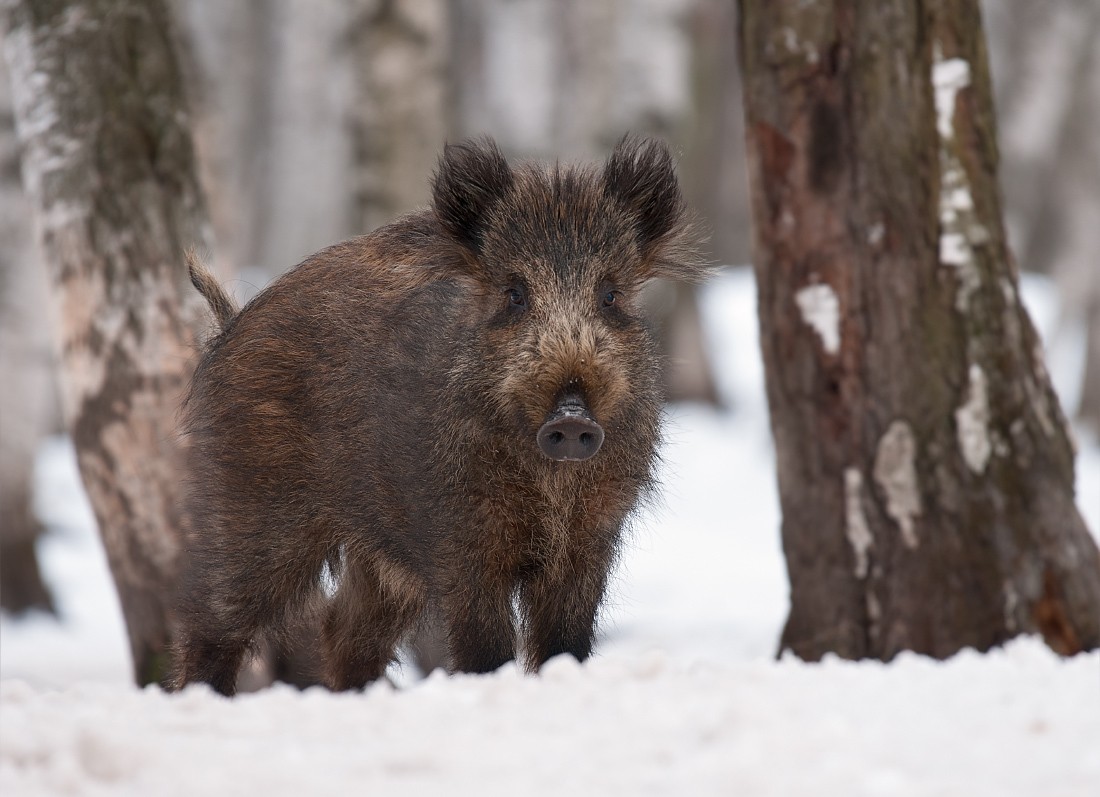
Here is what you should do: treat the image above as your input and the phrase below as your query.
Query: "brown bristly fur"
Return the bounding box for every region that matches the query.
[172,135,707,695]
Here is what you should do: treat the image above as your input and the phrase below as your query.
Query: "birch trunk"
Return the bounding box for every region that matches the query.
[347,0,448,232]
[738,0,1100,660]
[3,0,211,684]
[0,50,57,614]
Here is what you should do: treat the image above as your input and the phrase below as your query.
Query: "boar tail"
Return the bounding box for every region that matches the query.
[186,248,239,331]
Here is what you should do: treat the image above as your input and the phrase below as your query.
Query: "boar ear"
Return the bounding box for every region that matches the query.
[602,135,706,282]
[432,138,514,254]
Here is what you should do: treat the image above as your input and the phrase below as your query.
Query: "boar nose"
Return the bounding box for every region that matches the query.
[537,401,605,461]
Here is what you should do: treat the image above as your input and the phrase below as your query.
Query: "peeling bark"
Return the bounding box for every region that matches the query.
[2,0,210,684]
[738,0,1100,661]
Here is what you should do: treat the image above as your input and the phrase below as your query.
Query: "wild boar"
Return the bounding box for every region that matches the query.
[172,136,704,695]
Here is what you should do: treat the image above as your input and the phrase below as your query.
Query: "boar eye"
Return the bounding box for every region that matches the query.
[506,286,527,312]
[601,290,620,308]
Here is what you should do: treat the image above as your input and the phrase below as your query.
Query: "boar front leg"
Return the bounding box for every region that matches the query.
[441,566,517,675]
[519,535,617,671]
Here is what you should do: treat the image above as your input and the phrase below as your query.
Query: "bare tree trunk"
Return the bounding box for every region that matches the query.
[738,0,1100,661]
[0,49,58,615]
[3,0,211,685]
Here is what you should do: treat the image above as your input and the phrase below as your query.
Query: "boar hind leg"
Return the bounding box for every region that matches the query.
[173,629,250,696]
[321,558,424,691]
[174,532,327,696]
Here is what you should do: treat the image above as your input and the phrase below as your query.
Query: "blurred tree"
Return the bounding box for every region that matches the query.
[984,0,1100,425]
[0,54,58,615]
[2,0,211,684]
[682,0,750,268]
[181,0,355,283]
[739,0,1100,660]
[346,0,448,234]
[173,0,271,285]
[1083,297,1100,430]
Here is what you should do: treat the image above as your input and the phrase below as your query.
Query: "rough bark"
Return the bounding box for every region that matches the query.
[738,0,1100,660]
[2,0,211,684]
[0,48,58,615]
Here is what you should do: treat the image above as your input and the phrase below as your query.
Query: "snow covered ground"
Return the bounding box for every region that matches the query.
[3,267,1099,796]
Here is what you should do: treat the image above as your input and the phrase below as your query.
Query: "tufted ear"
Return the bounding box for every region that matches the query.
[602,135,705,282]
[431,138,514,255]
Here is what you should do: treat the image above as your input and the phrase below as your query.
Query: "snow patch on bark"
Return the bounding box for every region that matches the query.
[844,468,873,579]
[795,282,840,356]
[956,364,992,473]
[873,421,922,549]
[933,50,983,312]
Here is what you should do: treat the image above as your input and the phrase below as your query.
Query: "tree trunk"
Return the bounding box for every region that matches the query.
[3,0,211,685]
[738,0,1100,661]
[174,0,272,282]
[0,48,58,615]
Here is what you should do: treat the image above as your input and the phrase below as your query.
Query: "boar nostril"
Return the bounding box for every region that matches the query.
[537,415,604,462]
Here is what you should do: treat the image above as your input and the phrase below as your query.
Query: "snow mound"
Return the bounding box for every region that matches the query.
[3,640,1097,797]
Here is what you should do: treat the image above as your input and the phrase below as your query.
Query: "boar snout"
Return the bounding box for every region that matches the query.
[537,397,604,461]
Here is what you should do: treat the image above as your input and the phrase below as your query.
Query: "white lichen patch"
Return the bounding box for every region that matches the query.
[780,26,819,65]
[939,231,968,266]
[932,48,983,312]
[933,55,971,140]
[873,421,922,549]
[844,468,873,579]
[955,363,992,473]
[937,163,982,311]
[795,282,841,355]
[867,222,886,247]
